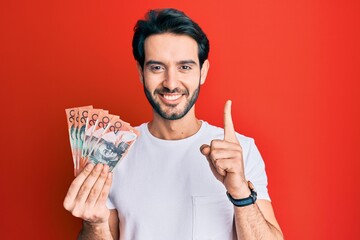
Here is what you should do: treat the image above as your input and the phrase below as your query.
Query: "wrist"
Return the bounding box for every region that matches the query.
[227,180,251,199]
[83,220,109,229]
[226,181,257,207]
[80,220,113,240]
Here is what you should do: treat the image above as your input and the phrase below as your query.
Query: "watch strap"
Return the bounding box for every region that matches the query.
[226,181,257,207]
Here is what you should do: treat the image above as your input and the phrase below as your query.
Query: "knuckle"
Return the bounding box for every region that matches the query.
[210,155,218,162]
[99,170,108,179]
[209,151,216,161]
[216,166,224,175]
[211,139,221,147]
[92,211,102,220]
[90,168,101,178]
[235,151,243,159]
[82,208,93,218]
[105,177,112,187]
[99,190,109,200]
[82,163,94,175]
[79,185,90,195]
[89,187,99,199]
[71,208,82,218]
[214,159,221,168]
[63,198,72,211]
[210,148,219,158]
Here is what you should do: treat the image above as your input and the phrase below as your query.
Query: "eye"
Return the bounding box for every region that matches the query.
[150,65,164,72]
[179,65,192,71]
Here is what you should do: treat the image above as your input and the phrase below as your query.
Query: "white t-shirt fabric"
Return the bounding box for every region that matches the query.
[107,121,270,240]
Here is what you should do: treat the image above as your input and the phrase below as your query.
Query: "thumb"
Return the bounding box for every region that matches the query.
[200,144,211,157]
[200,144,226,180]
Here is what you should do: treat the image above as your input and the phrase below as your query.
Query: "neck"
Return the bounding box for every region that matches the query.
[148,107,202,140]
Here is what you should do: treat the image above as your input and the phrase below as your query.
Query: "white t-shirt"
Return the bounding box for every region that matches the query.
[107,121,270,240]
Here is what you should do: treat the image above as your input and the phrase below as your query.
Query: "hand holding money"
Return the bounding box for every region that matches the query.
[63,163,112,224]
[64,105,138,227]
[65,106,139,176]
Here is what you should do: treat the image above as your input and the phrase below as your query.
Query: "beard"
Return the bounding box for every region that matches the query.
[143,80,201,120]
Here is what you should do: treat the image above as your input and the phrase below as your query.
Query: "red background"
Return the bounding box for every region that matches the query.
[1,0,359,239]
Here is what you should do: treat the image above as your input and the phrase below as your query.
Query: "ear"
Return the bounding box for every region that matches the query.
[200,59,210,85]
[136,62,144,84]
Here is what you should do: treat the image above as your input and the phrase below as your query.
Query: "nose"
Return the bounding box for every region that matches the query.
[162,68,179,91]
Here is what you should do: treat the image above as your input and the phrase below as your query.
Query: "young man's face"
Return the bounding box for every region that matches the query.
[139,33,209,120]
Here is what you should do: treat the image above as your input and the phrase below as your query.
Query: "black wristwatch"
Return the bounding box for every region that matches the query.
[226,181,257,207]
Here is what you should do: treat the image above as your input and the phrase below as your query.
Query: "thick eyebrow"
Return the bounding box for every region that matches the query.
[145,60,164,66]
[177,60,198,66]
[144,60,198,66]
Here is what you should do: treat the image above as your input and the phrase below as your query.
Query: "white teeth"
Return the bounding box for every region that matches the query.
[163,94,181,101]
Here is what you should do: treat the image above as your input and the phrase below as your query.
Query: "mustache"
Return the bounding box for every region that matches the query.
[154,87,189,95]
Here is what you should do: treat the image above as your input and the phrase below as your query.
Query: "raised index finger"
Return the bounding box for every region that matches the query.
[224,100,238,143]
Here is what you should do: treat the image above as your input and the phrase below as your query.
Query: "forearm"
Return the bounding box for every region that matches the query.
[78,221,114,240]
[234,204,283,240]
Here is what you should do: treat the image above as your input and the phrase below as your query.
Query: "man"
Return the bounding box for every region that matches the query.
[64,8,283,240]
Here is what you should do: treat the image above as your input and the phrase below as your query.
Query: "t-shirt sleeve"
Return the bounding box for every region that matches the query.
[241,137,271,201]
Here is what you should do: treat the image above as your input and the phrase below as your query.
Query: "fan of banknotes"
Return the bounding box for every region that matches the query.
[65,106,139,176]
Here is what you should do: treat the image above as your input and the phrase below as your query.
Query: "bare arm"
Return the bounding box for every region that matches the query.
[78,210,119,240]
[233,199,283,239]
[63,164,119,240]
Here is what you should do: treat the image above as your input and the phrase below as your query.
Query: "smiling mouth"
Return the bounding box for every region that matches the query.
[162,94,182,101]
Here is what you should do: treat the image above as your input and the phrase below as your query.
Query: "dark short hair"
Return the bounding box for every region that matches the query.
[132,8,210,68]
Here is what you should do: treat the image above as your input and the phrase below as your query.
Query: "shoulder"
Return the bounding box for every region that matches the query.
[134,122,147,131]
[133,123,148,138]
